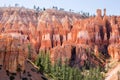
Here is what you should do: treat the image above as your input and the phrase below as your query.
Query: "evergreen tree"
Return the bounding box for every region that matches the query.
[43,7,46,11]
[44,52,51,73]
[35,53,44,74]
[36,7,40,11]
[34,51,104,80]
[33,5,36,9]
[69,68,73,80]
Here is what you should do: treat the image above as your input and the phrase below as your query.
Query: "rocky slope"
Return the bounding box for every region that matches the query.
[0,60,46,80]
[105,59,120,80]
[0,7,119,79]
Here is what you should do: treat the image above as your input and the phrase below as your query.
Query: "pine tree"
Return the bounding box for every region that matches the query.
[35,53,44,74]
[36,7,40,11]
[62,64,66,80]
[34,51,104,80]
[69,67,74,80]
[33,5,36,9]
[44,52,51,73]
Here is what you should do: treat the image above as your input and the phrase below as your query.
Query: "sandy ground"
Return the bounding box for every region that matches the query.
[105,62,120,80]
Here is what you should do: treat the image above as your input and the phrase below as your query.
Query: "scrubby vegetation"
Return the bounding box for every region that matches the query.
[35,51,104,80]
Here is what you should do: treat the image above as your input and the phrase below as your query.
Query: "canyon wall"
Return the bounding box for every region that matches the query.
[0,7,119,72]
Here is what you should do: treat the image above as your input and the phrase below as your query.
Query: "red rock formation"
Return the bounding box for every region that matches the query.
[50,44,72,64]
[108,44,120,61]
[0,7,119,72]
[0,34,37,73]
[50,44,104,67]
[53,28,61,47]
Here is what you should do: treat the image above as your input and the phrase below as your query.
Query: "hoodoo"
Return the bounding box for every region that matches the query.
[0,7,119,80]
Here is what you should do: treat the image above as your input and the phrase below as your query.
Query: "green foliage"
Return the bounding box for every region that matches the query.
[35,51,104,80]
[82,67,103,80]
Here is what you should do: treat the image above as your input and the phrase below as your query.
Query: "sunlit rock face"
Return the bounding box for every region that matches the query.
[0,7,119,72]
[0,34,37,73]
[108,44,120,61]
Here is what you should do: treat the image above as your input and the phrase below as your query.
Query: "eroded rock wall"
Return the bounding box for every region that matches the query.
[0,7,119,72]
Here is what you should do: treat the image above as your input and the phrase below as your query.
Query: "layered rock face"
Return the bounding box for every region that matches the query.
[0,7,119,72]
[0,34,37,73]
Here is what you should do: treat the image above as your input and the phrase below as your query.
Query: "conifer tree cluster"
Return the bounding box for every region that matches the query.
[35,51,104,80]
